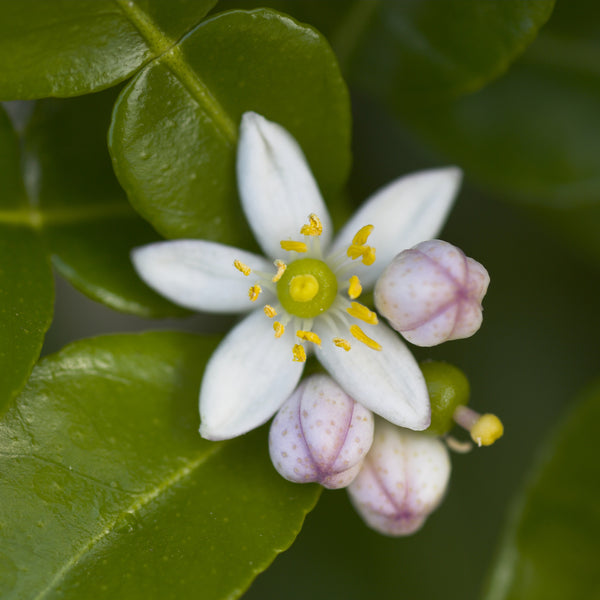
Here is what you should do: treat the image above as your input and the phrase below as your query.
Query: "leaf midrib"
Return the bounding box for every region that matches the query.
[0,203,137,229]
[32,442,225,600]
[113,0,237,144]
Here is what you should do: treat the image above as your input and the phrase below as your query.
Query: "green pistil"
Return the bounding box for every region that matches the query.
[277,258,338,318]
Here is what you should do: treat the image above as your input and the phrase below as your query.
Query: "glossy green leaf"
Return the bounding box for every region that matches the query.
[109,8,351,245]
[0,107,53,412]
[0,0,217,100]
[0,331,320,599]
[23,90,187,317]
[218,0,555,102]
[483,382,600,600]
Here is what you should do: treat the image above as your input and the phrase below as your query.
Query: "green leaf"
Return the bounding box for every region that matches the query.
[483,382,600,600]
[343,0,555,105]
[23,89,188,317]
[0,331,320,599]
[0,107,53,412]
[109,8,351,245]
[0,0,218,100]
[218,0,555,103]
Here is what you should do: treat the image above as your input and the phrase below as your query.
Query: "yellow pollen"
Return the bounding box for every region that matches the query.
[273,321,285,338]
[352,224,374,246]
[280,240,308,253]
[348,275,362,299]
[248,284,261,302]
[292,344,306,362]
[470,414,504,447]
[264,305,277,318]
[347,302,379,325]
[333,337,351,351]
[361,246,376,266]
[233,259,251,276]
[300,213,323,237]
[346,244,366,260]
[272,259,287,282]
[350,325,382,351]
[296,330,322,346]
[289,274,319,302]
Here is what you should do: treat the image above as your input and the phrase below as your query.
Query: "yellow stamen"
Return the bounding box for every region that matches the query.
[264,305,277,318]
[300,213,323,237]
[333,337,351,351]
[248,284,261,302]
[280,240,308,253]
[470,414,504,447]
[348,275,362,300]
[272,259,287,282]
[347,301,379,325]
[350,325,382,351]
[289,274,319,302]
[352,224,374,246]
[346,244,366,260]
[273,321,285,338]
[233,259,251,276]
[296,330,322,346]
[361,246,376,266]
[292,344,306,362]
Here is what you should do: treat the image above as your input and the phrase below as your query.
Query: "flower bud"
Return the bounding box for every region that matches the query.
[348,421,451,536]
[374,239,489,347]
[269,374,374,489]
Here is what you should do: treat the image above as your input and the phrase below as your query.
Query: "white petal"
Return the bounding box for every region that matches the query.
[199,309,304,440]
[313,320,430,430]
[237,112,332,258]
[329,167,462,289]
[132,240,273,313]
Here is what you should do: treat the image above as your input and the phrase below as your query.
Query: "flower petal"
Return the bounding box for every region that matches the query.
[314,320,430,430]
[329,167,462,289]
[131,240,273,313]
[199,309,304,440]
[237,112,332,258]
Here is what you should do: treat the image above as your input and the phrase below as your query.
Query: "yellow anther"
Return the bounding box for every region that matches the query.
[233,259,251,276]
[296,330,322,346]
[292,344,307,362]
[272,259,287,282]
[333,337,351,351]
[350,325,382,351]
[348,275,362,300]
[289,274,319,303]
[280,240,308,253]
[361,246,376,266]
[352,224,374,246]
[347,301,379,325]
[273,321,285,338]
[264,305,277,318]
[248,284,261,302]
[470,414,504,447]
[346,244,366,260]
[300,213,323,237]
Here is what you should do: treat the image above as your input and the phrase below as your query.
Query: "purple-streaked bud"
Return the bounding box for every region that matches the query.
[374,239,490,347]
[347,421,451,536]
[269,374,374,489]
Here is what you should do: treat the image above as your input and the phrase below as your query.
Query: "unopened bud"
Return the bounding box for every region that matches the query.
[269,375,374,489]
[374,240,489,347]
[348,421,451,536]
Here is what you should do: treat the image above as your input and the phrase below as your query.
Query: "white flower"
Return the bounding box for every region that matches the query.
[132,112,462,441]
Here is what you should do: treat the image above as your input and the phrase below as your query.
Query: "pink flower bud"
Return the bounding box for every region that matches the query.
[269,375,374,489]
[347,421,451,536]
[374,239,489,347]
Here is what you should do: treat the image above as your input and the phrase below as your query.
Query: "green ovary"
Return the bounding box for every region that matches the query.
[277,258,338,318]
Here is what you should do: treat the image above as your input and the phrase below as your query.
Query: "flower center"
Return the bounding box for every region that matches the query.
[289,274,319,302]
[277,258,338,318]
